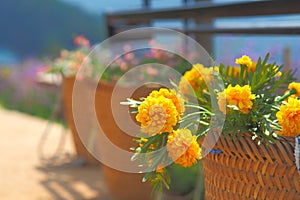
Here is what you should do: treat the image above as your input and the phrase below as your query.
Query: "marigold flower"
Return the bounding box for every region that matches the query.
[178,64,213,97]
[156,164,165,173]
[248,62,257,73]
[136,95,179,135]
[218,84,256,114]
[227,62,255,78]
[227,66,241,78]
[276,98,300,136]
[271,66,282,78]
[275,71,282,78]
[235,55,253,67]
[288,82,300,97]
[167,129,201,168]
[217,91,227,114]
[193,63,214,83]
[179,67,201,93]
[149,88,185,120]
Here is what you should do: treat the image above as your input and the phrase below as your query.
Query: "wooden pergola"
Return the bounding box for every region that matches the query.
[105,0,300,55]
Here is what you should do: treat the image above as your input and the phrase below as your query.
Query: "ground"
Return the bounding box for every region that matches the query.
[0,107,112,200]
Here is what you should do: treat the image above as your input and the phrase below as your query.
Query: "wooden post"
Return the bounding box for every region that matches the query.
[143,0,150,8]
[283,47,291,71]
[194,0,213,55]
[105,15,114,37]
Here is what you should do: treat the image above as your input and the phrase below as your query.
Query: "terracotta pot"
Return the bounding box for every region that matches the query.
[158,191,194,200]
[63,78,162,199]
[62,76,98,164]
[94,82,162,200]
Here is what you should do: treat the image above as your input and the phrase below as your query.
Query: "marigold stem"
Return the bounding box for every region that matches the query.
[275,89,296,103]
[184,104,213,115]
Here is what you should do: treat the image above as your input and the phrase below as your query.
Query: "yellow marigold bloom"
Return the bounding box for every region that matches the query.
[166,129,201,168]
[272,66,282,78]
[227,62,255,78]
[218,84,256,114]
[288,82,300,97]
[193,63,214,83]
[214,66,220,73]
[178,64,213,97]
[136,95,178,135]
[149,88,185,120]
[217,91,227,114]
[276,98,300,136]
[275,71,282,78]
[248,62,257,73]
[227,66,241,78]
[235,55,253,67]
[179,66,201,93]
[156,164,165,173]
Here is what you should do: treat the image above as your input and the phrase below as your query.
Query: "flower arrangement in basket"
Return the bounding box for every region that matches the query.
[124,54,300,199]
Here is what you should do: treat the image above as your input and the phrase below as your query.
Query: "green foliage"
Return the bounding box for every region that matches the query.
[167,163,199,195]
[218,54,296,143]
[0,86,60,121]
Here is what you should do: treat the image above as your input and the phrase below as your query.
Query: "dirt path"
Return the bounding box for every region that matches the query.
[0,107,111,200]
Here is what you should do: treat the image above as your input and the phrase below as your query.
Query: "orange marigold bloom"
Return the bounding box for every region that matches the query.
[227,62,256,78]
[235,55,253,68]
[248,62,257,73]
[166,129,201,168]
[276,98,300,136]
[218,84,256,114]
[149,88,185,120]
[178,64,213,97]
[288,82,300,97]
[227,66,241,78]
[217,91,227,114]
[136,95,179,135]
[193,63,214,83]
[156,164,165,173]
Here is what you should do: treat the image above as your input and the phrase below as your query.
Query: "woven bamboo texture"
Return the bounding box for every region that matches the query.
[203,132,300,200]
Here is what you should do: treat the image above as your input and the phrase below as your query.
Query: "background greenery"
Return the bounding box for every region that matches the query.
[0,0,105,58]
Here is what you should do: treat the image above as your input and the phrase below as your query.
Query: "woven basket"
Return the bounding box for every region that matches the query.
[202,132,300,200]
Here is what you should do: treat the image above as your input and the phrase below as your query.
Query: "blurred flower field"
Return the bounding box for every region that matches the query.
[0,59,60,120]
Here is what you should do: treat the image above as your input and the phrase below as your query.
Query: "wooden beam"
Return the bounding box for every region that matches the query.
[111,25,300,36]
[184,26,300,35]
[106,0,300,23]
